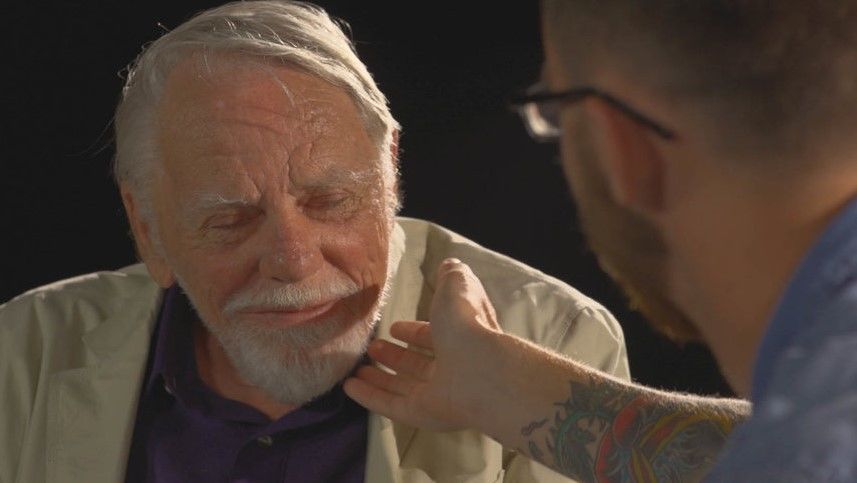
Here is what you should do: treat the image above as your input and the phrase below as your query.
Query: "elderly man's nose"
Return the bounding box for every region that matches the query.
[260,221,322,282]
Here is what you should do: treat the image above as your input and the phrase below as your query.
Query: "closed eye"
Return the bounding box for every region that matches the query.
[203,210,261,230]
[301,191,362,221]
[304,193,351,210]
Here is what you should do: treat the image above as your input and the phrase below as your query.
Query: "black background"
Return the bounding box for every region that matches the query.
[1,1,732,396]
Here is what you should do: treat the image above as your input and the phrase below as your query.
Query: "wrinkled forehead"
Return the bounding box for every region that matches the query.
[154,53,379,179]
[159,53,369,140]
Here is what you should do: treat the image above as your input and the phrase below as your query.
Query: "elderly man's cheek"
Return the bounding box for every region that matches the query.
[194,251,256,309]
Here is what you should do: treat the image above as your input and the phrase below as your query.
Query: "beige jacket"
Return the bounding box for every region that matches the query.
[0,217,629,483]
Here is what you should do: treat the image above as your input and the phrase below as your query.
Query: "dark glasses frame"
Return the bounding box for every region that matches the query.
[508,86,676,141]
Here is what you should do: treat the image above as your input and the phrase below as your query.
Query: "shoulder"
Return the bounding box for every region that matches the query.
[711,317,857,481]
[0,265,160,480]
[398,217,602,310]
[397,217,628,375]
[0,264,159,348]
[709,392,857,482]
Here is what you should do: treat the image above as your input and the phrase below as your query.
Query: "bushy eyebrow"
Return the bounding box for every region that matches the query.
[298,167,380,189]
[182,168,380,217]
[184,192,259,219]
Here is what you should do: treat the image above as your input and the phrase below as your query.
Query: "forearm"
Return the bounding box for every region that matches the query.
[473,332,751,482]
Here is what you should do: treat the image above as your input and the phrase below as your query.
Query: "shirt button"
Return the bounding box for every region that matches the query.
[257,435,274,447]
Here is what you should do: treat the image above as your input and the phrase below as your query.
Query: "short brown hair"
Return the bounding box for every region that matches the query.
[543,1,857,163]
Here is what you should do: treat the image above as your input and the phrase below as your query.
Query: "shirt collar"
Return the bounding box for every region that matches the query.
[751,194,857,401]
[143,284,183,396]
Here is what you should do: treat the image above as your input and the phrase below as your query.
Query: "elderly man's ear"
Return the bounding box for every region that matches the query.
[389,129,402,199]
[390,129,400,169]
[120,185,177,288]
[587,100,669,221]
[390,129,400,164]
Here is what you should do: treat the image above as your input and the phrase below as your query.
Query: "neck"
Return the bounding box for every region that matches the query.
[193,321,298,420]
[673,163,857,397]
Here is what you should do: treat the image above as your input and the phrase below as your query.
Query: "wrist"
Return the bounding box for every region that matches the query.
[451,328,510,430]
[456,330,529,437]
[466,331,589,446]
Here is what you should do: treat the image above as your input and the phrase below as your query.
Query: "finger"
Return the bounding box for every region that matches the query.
[438,257,463,271]
[435,259,483,301]
[367,340,435,380]
[343,376,411,420]
[478,299,502,331]
[390,320,433,350]
[352,364,417,396]
[435,257,465,287]
[433,260,500,331]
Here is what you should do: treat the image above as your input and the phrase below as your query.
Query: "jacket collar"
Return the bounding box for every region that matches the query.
[367,222,435,481]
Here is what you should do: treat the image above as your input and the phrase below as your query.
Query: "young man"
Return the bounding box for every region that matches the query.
[346,2,857,481]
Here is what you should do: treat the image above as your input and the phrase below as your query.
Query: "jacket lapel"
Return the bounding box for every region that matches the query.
[365,413,403,483]
[46,285,160,483]
[365,222,438,482]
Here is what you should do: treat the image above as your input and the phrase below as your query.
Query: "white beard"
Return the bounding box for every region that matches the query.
[175,233,402,407]
[205,301,379,406]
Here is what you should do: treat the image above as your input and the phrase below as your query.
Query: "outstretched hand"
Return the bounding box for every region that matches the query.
[343,258,503,432]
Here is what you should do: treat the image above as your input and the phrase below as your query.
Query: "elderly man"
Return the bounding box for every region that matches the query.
[0,2,630,482]
[346,1,857,482]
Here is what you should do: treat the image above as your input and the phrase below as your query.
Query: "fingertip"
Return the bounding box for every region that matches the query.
[389,320,427,335]
[368,339,386,353]
[390,319,420,330]
[343,377,362,399]
[342,377,371,406]
[368,340,401,365]
[353,365,371,377]
[343,377,397,415]
[389,320,414,336]
[390,321,433,350]
[437,258,464,277]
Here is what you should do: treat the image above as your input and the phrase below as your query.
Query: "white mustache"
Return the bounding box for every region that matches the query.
[223,276,360,315]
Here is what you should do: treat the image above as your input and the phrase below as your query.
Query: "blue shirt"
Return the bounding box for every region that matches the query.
[707,197,857,481]
[124,286,368,483]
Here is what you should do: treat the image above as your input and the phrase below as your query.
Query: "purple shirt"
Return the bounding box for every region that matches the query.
[125,286,367,483]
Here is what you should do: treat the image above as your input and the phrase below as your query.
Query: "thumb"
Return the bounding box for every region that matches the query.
[435,257,465,284]
[432,258,500,332]
[430,258,470,332]
[433,258,474,312]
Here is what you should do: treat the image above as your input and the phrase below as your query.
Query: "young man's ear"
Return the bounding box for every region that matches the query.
[120,185,176,288]
[587,99,667,218]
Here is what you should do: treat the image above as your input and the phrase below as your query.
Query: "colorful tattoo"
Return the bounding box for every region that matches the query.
[529,441,545,464]
[521,376,737,482]
[521,418,548,436]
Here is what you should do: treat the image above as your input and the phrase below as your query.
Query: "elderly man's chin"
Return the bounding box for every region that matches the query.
[183,285,384,407]
[212,309,378,406]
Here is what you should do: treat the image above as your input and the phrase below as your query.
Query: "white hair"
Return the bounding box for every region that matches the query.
[114,1,401,223]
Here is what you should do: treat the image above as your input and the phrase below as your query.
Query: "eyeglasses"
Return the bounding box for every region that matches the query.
[508,82,676,141]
